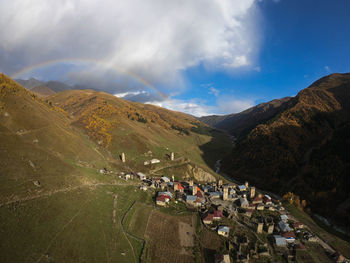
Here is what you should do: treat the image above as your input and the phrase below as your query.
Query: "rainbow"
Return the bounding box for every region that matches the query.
[11,58,167,99]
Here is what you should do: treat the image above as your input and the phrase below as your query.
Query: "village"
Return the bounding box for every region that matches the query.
[110,152,349,263]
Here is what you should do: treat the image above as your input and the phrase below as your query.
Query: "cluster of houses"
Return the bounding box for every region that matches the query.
[115,168,347,263]
[148,177,310,240]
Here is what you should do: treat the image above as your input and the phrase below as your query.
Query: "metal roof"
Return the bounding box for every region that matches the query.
[218,226,229,233]
[186,195,197,201]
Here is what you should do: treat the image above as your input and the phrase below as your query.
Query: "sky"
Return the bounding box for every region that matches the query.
[0,0,349,116]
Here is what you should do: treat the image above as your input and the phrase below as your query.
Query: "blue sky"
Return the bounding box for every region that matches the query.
[1,0,349,116]
[176,0,350,114]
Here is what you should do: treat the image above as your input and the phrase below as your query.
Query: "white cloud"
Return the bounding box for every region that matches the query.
[324,65,331,72]
[254,66,261,72]
[117,90,255,116]
[216,96,255,114]
[0,0,259,88]
[209,87,220,97]
[147,99,216,117]
[115,91,147,98]
[147,95,255,116]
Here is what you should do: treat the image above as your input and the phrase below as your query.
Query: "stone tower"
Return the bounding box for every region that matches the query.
[257,222,263,234]
[267,224,274,234]
[192,185,197,195]
[170,152,174,161]
[250,187,255,199]
[223,186,228,201]
[121,153,126,163]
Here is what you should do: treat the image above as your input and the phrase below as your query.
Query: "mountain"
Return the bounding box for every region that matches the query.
[199,97,291,138]
[15,78,73,92]
[15,77,44,90]
[49,89,232,170]
[222,73,350,224]
[45,80,73,92]
[31,85,56,97]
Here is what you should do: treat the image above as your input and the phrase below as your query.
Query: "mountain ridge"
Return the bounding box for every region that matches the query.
[198,97,292,138]
[221,73,350,224]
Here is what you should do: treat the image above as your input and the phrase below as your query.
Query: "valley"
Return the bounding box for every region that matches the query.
[1,73,350,263]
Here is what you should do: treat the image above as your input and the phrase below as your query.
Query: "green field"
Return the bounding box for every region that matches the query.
[0,185,153,263]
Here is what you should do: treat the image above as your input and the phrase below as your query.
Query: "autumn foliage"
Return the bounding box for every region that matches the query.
[50,90,201,147]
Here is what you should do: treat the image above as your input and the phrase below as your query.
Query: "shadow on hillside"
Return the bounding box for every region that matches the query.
[204,109,350,225]
[197,128,233,170]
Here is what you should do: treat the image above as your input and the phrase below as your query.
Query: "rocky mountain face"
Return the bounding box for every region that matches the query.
[221,73,350,224]
[184,163,217,183]
[199,97,291,138]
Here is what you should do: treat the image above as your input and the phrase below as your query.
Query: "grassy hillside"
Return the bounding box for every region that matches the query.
[0,74,116,203]
[222,73,350,224]
[50,89,232,172]
[0,184,152,263]
[0,73,233,262]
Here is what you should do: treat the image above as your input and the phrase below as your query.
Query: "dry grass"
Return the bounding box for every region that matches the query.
[144,210,195,263]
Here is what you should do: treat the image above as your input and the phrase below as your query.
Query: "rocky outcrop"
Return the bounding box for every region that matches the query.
[184,164,216,183]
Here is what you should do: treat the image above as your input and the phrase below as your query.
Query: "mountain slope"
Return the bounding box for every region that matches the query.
[199,97,291,138]
[15,77,44,90]
[45,80,73,92]
[31,85,56,97]
[0,73,234,263]
[50,89,232,170]
[0,73,111,203]
[222,73,350,223]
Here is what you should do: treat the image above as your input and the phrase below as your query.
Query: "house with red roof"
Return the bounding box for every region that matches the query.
[263,195,272,205]
[252,195,263,204]
[293,222,304,229]
[156,192,171,206]
[156,195,169,206]
[247,203,256,211]
[282,232,296,242]
[173,182,184,192]
[203,214,214,224]
[213,210,223,220]
[196,190,203,198]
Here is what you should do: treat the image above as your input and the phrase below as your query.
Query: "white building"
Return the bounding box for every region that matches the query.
[137,172,146,180]
[218,226,230,237]
[240,198,249,208]
[274,235,287,247]
[161,176,170,183]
